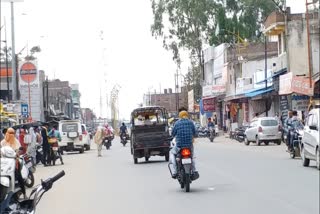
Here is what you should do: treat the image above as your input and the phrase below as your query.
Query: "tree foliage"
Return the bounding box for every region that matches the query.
[24,46,41,61]
[151,0,217,66]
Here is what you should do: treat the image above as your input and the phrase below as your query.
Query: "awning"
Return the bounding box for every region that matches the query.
[245,87,273,97]
[255,68,287,85]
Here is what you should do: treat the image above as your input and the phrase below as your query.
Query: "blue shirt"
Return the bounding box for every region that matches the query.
[208,122,215,128]
[120,125,127,133]
[172,119,196,148]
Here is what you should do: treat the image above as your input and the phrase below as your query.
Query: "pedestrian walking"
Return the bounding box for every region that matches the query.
[26,127,37,165]
[94,126,106,157]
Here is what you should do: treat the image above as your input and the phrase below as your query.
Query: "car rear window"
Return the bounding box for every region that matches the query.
[62,123,78,132]
[261,120,278,126]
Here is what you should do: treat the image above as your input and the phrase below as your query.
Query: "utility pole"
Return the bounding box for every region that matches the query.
[306,0,313,88]
[265,35,268,117]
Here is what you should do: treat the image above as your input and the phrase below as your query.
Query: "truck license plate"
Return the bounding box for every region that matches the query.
[182,158,192,164]
[52,147,59,151]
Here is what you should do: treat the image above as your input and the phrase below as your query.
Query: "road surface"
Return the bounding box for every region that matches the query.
[33,136,319,214]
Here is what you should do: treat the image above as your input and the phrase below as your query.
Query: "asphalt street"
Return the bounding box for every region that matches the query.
[32,136,319,214]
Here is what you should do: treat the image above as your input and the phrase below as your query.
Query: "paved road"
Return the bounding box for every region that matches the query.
[32,136,319,214]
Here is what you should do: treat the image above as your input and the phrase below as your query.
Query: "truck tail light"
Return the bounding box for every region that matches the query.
[258,127,263,132]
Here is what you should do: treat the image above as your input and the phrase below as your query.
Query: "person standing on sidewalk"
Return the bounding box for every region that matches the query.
[41,124,50,166]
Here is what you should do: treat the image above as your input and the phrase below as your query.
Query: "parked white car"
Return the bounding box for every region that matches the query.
[244,117,282,146]
[81,124,91,151]
[301,108,320,170]
[58,120,85,153]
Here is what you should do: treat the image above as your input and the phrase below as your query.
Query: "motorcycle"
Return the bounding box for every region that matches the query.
[235,126,248,143]
[289,128,303,159]
[197,127,208,138]
[0,170,65,214]
[49,141,63,166]
[19,153,35,188]
[0,146,17,202]
[35,144,44,165]
[120,133,129,147]
[208,127,215,142]
[104,136,112,150]
[168,147,199,193]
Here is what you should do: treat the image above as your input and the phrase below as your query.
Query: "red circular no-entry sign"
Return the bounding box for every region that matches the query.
[20,62,37,83]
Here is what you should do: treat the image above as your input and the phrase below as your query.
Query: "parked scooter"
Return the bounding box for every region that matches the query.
[0,146,17,202]
[0,170,65,214]
[168,147,199,192]
[197,127,208,138]
[35,144,44,165]
[19,153,35,188]
[235,126,248,143]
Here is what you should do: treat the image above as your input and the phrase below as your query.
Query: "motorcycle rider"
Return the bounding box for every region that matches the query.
[48,125,64,165]
[288,111,303,152]
[207,118,215,137]
[170,109,199,179]
[283,110,293,151]
[119,123,127,141]
[0,128,26,198]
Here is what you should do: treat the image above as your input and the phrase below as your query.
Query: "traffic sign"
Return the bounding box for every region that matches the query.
[21,104,28,116]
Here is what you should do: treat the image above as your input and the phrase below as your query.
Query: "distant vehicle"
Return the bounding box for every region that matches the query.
[244,117,282,146]
[130,106,171,163]
[301,108,320,170]
[58,120,85,153]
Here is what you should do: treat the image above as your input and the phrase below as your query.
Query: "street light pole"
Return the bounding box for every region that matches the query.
[10,1,17,101]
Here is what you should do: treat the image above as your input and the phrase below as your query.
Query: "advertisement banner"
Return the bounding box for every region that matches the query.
[188,90,194,112]
[203,97,215,112]
[279,72,292,95]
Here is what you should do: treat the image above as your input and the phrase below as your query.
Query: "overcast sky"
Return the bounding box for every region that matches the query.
[0,0,306,120]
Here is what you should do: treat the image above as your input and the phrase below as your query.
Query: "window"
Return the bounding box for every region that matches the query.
[312,114,318,128]
[62,123,78,132]
[261,120,278,126]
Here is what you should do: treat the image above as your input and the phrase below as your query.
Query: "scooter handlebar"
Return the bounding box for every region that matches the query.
[51,170,65,183]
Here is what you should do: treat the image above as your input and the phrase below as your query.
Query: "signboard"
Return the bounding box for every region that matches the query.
[19,61,39,88]
[279,72,314,96]
[291,76,314,96]
[203,97,215,112]
[202,84,226,97]
[280,95,289,122]
[21,104,28,116]
[291,94,309,112]
[188,90,194,112]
